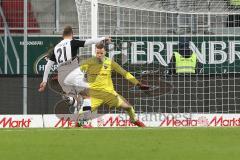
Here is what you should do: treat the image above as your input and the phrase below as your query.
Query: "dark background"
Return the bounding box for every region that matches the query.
[1,74,240,114]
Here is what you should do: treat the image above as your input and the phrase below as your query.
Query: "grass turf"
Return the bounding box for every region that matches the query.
[0,127,240,160]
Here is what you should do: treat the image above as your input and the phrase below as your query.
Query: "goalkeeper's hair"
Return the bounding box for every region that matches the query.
[96,40,110,52]
[96,41,105,49]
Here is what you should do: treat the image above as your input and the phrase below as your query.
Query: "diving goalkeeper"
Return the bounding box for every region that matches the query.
[80,42,149,127]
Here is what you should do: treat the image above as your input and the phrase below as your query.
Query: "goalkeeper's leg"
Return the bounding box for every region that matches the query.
[106,93,145,127]
[119,100,146,128]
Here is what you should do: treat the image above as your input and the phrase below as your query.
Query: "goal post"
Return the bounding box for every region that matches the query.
[75,0,240,114]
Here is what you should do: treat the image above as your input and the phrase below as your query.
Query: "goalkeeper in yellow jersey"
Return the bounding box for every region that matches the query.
[79,42,149,127]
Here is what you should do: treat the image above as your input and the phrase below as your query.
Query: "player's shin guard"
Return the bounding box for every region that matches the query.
[78,98,92,128]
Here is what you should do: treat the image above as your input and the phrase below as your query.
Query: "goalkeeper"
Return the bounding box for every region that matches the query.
[80,42,149,127]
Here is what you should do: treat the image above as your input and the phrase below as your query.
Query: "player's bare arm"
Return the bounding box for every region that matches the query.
[38,59,55,92]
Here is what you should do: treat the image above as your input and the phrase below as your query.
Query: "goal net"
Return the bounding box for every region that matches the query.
[75,0,240,114]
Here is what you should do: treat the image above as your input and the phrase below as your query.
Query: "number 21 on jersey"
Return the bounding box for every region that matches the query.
[55,44,71,64]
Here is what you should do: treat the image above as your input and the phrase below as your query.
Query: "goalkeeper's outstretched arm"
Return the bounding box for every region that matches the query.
[111,60,149,90]
[111,60,139,84]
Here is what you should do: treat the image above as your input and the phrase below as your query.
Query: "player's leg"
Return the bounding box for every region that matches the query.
[78,96,103,128]
[53,75,80,114]
[64,67,89,88]
[103,91,145,127]
[78,90,91,126]
[120,101,137,121]
[48,73,81,115]
[121,102,145,127]
[69,88,92,127]
[53,70,79,113]
[114,95,146,127]
[63,67,91,110]
[62,91,80,113]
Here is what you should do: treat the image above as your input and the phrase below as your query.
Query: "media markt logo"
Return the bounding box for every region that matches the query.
[33,54,58,74]
[0,117,31,128]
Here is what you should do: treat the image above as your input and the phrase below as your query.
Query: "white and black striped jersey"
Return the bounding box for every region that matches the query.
[50,39,85,65]
[42,37,105,83]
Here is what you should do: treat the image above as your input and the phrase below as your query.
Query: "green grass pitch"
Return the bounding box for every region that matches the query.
[0,127,240,160]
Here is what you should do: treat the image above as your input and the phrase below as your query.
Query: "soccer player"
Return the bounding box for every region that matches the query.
[38,26,111,110]
[80,42,149,127]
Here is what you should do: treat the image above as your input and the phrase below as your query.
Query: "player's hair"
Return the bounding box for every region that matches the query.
[63,26,73,37]
[95,41,105,49]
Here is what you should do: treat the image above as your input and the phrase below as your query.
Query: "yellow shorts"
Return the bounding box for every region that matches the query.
[89,89,125,111]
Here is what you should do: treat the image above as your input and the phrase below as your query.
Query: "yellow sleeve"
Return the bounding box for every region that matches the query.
[80,58,91,72]
[111,60,139,85]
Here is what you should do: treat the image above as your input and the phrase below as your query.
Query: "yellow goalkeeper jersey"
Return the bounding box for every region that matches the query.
[80,57,139,93]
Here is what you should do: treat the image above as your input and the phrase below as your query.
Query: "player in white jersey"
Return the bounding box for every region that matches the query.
[38,26,110,112]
